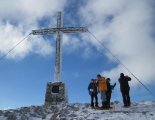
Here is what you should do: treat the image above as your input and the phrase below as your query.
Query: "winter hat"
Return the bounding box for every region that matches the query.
[97,74,101,78]
[107,78,110,81]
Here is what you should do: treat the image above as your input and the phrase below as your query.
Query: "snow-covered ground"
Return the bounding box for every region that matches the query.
[0,101,155,120]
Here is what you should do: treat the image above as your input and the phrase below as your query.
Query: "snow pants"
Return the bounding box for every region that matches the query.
[100,92,107,108]
[91,94,98,107]
[106,91,112,108]
[121,88,131,106]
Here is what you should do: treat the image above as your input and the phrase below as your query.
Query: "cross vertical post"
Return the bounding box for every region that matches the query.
[55,12,63,82]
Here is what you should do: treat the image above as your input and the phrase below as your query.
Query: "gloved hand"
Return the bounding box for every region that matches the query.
[112,83,116,90]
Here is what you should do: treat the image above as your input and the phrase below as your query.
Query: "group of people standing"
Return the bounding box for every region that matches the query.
[88,73,131,109]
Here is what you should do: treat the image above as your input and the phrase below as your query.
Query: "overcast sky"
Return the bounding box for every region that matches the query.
[0,0,155,109]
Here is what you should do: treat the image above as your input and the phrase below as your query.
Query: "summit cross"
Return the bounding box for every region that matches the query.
[31,12,88,82]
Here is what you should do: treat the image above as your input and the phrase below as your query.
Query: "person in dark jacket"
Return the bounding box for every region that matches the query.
[88,79,98,108]
[118,73,131,107]
[106,78,116,108]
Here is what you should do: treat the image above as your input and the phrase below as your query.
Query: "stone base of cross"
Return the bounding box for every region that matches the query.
[45,82,67,105]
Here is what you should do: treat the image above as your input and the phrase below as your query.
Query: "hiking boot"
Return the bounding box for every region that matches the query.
[95,104,99,107]
[123,105,128,108]
[91,104,94,108]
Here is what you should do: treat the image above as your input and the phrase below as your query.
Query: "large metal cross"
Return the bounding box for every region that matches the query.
[31,12,88,82]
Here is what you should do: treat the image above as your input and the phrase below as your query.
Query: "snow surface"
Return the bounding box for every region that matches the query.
[0,101,155,120]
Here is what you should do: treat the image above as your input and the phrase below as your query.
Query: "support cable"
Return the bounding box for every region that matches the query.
[87,30,155,99]
[0,33,31,61]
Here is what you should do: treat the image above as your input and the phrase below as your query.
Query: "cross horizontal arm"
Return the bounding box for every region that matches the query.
[31,27,88,35]
[31,28,57,35]
[60,27,88,33]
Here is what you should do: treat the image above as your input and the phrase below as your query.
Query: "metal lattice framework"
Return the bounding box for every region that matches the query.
[31,12,88,82]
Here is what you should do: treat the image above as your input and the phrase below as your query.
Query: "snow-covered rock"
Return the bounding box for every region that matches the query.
[0,101,155,120]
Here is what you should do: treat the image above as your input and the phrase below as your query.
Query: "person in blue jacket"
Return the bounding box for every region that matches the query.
[88,79,98,108]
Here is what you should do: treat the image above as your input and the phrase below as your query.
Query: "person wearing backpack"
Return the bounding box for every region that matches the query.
[106,78,116,108]
[88,79,98,108]
[118,73,131,107]
[97,74,107,109]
